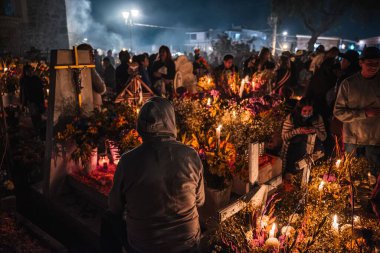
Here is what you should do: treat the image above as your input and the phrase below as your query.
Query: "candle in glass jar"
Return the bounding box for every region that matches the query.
[216,125,222,148]
[99,155,109,169]
[332,214,339,232]
[207,97,211,106]
[335,159,341,168]
[269,223,276,238]
[318,180,325,192]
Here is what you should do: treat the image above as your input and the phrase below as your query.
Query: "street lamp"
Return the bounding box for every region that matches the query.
[282,31,288,36]
[122,9,140,52]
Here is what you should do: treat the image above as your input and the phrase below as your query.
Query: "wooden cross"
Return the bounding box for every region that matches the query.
[54,46,95,109]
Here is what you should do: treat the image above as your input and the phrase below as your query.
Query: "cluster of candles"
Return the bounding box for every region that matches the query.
[263,223,297,249]
[318,159,342,192]
[261,213,350,250]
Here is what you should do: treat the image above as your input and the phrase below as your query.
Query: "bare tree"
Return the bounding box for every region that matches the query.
[271,0,380,51]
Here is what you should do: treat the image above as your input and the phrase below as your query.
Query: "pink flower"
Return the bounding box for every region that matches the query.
[323,173,336,182]
[210,89,220,98]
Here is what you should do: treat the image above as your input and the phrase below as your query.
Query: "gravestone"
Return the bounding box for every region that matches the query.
[43,47,95,196]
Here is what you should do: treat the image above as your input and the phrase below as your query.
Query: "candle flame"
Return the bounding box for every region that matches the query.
[271,223,276,233]
[232,110,236,118]
[332,214,339,232]
[318,180,325,191]
[335,159,341,168]
[207,97,211,106]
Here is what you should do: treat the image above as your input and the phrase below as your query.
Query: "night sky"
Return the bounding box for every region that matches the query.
[78,0,380,50]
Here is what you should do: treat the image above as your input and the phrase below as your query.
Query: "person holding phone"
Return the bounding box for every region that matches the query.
[281,98,327,174]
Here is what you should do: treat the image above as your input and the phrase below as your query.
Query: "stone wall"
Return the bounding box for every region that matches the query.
[23,0,69,52]
[0,0,69,56]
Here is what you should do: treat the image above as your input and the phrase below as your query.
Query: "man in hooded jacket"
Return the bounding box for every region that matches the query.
[108,96,205,253]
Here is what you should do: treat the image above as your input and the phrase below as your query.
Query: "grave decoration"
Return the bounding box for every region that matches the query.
[208,155,380,253]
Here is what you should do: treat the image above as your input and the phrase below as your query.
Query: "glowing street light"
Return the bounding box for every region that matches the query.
[131,9,139,17]
[282,31,288,36]
[122,9,140,52]
[122,11,130,20]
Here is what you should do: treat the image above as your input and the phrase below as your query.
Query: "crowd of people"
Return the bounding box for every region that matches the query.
[4,41,380,253]
[13,42,380,177]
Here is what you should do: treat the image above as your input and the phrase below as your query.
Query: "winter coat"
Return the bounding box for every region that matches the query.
[103,65,116,91]
[91,69,106,109]
[334,72,380,146]
[151,60,176,85]
[115,62,130,94]
[109,97,205,253]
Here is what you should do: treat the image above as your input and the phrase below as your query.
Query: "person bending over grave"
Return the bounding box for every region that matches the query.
[281,98,326,174]
[106,97,205,253]
[77,43,106,109]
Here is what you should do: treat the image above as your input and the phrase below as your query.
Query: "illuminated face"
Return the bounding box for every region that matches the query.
[301,105,313,118]
[224,59,233,69]
[360,58,380,77]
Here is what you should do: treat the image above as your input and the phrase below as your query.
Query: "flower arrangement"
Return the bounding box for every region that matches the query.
[182,131,237,189]
[209,155,380,252]
[197,75,216,91]
[54,102,138,165]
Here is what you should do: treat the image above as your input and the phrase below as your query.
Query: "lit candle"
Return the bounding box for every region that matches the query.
[368,172,377,185]
[318,180,325,192]
[216,124,222,149]
[332,214,339,233]
[269,223,276,238]
[335,159,341,168]
[136,108,140,115]
[232,110,236,119]
[207,97,211,106]
[46,88,50,96]
[239,79,245,98]
[99,154,109,170]
[353,215,361,225]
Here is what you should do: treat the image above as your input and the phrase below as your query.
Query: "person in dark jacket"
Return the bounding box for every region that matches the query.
[103,57,116,92]
[151,45,176,98]
[306,47,340,121]
[306,47,340,155]
[108,97,205,253]
[136,54,152,88]
[274,55,296,94]
[213,54,239,98]
[115,50,131,94]
[328,50,360,147]
[20,64,45,136]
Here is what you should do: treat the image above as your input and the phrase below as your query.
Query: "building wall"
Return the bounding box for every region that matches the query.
[296,35,340,51]
[0,0,69,55]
